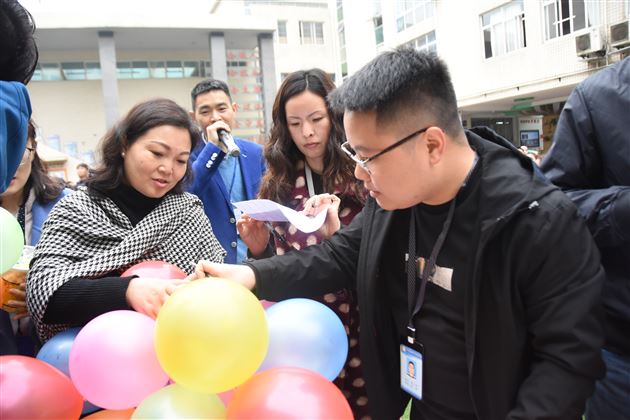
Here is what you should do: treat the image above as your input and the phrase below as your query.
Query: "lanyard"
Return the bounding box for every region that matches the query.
[305,163,315,198]
[406,199,456,341]
[405,152,478,341]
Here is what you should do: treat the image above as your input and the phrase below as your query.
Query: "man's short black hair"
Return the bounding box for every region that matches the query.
[0,0,39,84]
[77,163,89,170]
[190,78,232,110]
[329,47,462,136]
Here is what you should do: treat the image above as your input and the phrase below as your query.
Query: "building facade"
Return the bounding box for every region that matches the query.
[332,0,630,151]
[22,0,337,170]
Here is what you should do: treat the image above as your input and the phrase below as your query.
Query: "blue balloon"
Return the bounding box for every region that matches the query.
[260,298,348,381]
[36,327,101,415]
[37,327,82,375]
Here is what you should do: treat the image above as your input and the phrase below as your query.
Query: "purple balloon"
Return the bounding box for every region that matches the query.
[69,310,168,410]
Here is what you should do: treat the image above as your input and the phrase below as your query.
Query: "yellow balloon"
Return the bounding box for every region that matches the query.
[155,278,268,394]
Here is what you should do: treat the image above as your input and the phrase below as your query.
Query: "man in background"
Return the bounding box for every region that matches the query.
[188,79,265,263]
[75,163,90,189]
[541,56,630,420]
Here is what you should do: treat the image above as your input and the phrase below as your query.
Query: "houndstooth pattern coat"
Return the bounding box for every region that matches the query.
[26,189,226,342]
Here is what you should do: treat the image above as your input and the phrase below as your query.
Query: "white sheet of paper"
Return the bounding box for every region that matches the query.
[232,199,329,233]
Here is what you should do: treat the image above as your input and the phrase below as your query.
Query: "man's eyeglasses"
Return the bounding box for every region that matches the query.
[19,147,35,166]
[340,126,430,174]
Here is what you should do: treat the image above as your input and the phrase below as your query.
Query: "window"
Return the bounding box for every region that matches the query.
[336,0,344,21]
[85,62,101,80]
[374,15,384,45]
[396,0,434,32]
[300,21,324,44]
[61,62,86,80]
[277,20,288,44]
[338,22,347,77]
[481,1,526,59]
[31,60,208,81]
[40,63,62,81]
[543,0,600,40]
[405,31,437,53]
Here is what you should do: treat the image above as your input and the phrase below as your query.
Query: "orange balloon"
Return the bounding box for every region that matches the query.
[83,408,134,419]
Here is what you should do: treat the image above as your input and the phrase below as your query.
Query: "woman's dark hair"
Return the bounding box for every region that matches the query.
[88,98,200,194]
[258,69,363,204]
[22,120,65,204]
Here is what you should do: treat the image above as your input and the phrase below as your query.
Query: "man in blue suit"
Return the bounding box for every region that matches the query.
[188,79,265,263]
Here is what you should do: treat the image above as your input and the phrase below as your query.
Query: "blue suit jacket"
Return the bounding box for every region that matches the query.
[30,188,72,245]
[188,138,265,263]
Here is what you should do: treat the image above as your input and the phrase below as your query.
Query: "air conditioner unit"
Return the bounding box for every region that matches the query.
[610,20,630,49]
[575,28,605,57]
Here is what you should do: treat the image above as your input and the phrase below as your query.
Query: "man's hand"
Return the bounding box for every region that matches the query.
[302,193,341,239]
[237,215,271,257]
[206,121,231,154]
[126,277,188,319]
[186,261,256,291]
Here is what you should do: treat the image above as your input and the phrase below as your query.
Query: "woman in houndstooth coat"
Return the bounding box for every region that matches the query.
[26,98,225,343]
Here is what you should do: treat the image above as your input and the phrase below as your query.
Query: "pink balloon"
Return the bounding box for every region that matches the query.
[260,300,276,310]
[69,310,168,410]
[218,388,235,406]
[121,260,186,279]
[0,355,83,419]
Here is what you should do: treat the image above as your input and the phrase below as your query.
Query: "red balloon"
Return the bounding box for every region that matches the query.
[226,368,353,419]
[0,355,83,420]
[121,260,187,279]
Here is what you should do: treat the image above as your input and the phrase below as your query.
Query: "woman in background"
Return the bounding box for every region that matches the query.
[27,98,225,343]
[1,119,71,355]
[238,69,369,418]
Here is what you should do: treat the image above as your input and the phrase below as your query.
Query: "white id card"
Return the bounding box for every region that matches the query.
[400,343,423,400]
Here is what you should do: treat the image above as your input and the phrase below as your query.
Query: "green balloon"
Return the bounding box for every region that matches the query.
[132,384,225,419]
[0,207,24,274]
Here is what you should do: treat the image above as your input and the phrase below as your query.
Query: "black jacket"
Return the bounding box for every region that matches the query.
[541,57,630,356]
[251,128,604,419]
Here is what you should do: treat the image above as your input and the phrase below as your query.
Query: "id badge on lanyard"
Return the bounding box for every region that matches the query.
[401,200,456,400]
[400,337,424,400]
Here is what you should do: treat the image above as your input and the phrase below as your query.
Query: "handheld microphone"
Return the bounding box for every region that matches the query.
[217,129,241,157]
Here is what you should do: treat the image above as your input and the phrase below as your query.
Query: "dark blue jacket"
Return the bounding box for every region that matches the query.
[0,81,31,192]
[541,57,630,355]
[188,138,265,263]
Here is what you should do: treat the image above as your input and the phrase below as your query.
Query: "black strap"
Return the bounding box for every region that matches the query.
[406,198,457,340]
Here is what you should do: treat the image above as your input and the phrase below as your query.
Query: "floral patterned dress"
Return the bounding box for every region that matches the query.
[269,160,371,419]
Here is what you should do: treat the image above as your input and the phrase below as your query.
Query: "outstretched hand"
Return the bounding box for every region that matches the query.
[186,261,256,291]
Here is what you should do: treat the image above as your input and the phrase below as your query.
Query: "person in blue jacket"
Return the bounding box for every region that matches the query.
[541,56,630,420]
[1,120,71,355]
[0,0,38,193]
[188,79,265,264]
[0,0,39,355]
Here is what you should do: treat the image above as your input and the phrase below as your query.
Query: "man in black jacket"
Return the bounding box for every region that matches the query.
[541,57,630,420]
[192,48,604,419]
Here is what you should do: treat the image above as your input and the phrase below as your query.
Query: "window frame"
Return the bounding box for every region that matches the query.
[481,0,526,59]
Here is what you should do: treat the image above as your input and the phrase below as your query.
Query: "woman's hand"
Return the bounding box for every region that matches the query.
[236,214,270,257]
[302,193,342,239]
[125,277,188,319]
[185,261,256,291]
[9,283,29,320]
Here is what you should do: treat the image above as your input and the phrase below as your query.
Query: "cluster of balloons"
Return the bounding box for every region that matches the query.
[0,260,354,419]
